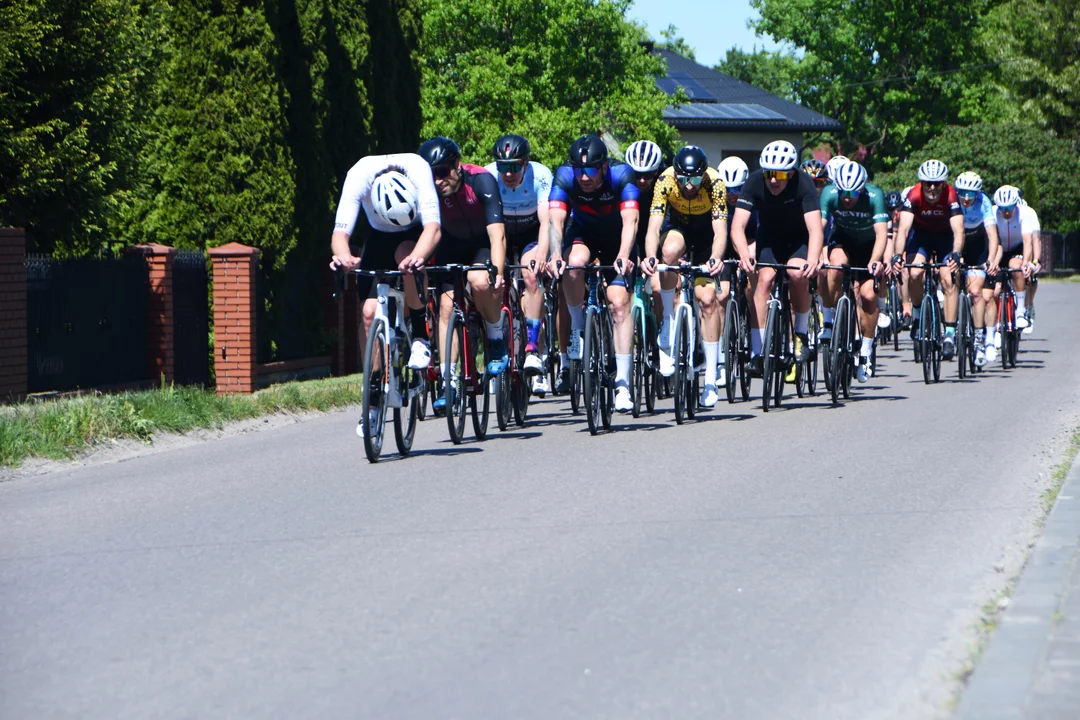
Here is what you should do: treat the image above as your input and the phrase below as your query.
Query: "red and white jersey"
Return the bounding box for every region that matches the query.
[902,183,961,233]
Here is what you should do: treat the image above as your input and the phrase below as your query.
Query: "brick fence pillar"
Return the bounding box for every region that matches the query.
[127,243,176,384]
[0,228,28,402]
[209,242,259,394]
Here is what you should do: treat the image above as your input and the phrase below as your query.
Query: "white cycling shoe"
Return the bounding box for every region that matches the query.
[407,339,432,370]
[717,366,727,388]
[658,348,675,377]
[531,374,551,396]
[856,360,871,384]
[524,352,544,374]
[985,344,999,363]
[614,386,633,412]
[700,385,719,408]
[568,330,583,360]
[877,313,891,329]
[1016,313,1029,329]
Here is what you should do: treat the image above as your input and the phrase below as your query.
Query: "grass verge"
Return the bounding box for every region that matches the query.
[1041,425,1080,514]
[1,376,363,467]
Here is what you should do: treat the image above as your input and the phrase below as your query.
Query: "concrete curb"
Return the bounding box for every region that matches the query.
[954,451,1080,719]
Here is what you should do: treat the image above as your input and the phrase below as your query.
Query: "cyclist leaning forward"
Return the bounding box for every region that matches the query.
[955,171,999,367]
[418,136,510,413]
[730,141,824,377]
[818,160,888,383]
[641,145,728,408]
[547,135,640,413]
[893,159,964,359]
[485,133,554,394]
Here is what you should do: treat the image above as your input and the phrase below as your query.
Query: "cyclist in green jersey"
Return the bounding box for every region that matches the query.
[818,160,888,383]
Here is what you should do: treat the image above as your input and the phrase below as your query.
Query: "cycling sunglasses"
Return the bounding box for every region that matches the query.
[432,165,455,179]
[574,166,603,179]
[764,169,795,181]
[677,174,704,187]
[957,190,979,201]
[635,171,657,184]
[922,180,945,190]
[839,189,861,200]
[998,203,1017,213]
[496,160,525,174]
[726,184,744,196]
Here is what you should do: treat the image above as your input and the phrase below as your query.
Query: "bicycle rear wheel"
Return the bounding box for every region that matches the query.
[362,318,388,462]
[723,300,739,404]
[738,299,751,401]
[583,309,602,435]
[805,297,820,396]
[957,295,970,380]
[841,310,855,400]
[600,311,615,430]
[470,319,491,440]
[511,310,529,426]
[631,307,644,418]
[495,311,512,432]
[444,312,467,444]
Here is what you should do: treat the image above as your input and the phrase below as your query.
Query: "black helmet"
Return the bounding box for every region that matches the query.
[568,135,608,168]
[800,158,827,179]
[673,145,709,176]
[885,190,903,211]
[418,136,460,169]
[492,134,530,161]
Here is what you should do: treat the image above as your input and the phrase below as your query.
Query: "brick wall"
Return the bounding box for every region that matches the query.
[209,242,258,394]
[0,228,28,401]
[127,243,176,384]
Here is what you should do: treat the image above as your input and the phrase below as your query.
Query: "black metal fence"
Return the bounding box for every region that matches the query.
[26,254,150,392]
[173,251,210,386]
[255,256,328,364]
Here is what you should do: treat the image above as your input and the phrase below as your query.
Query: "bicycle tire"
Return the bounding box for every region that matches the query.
[919,296,933,384]
[830,299,846,405]
[723,300,739,404]
[738,298,751,402]
[393,332,419,457]
[674,309,690,424]
[600,310,615,430]
[957,294,969,380]
[444,312,468,444]
[512,311,529,426]
[361,317,388,462]
[583,309,602,435]
[889,281,901,351]
[470,319,491,440]
[761,302,778,412]
[930,295,942,383]
[495,311,512,432]
[841,301,854,400]
[773,307,788,408]
[631,306,644,418]
[687,313,698,420]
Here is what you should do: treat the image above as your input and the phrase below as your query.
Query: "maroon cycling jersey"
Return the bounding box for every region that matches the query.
[903,183,961,233]
[439,163,504,242]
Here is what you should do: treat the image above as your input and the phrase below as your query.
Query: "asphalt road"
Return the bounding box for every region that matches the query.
[3,283,1079,720]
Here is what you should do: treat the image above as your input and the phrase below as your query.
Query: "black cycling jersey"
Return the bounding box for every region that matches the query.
[735,170,818,246]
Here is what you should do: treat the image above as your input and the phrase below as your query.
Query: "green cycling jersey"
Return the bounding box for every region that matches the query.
[820,182,888,244]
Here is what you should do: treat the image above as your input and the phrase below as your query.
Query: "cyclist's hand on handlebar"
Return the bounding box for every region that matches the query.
[707,256,723,277]
[546,258,565,278]
[641,256,658,277]
[738,255,756,274]
[493,272,505,291]
[330,254,361,272]
[615,255,634,275]
[398,252,426,272]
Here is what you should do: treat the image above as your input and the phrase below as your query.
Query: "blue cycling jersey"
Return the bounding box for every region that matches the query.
[548,162,640,227]
[961,192,994,230]
[484,161,552,235]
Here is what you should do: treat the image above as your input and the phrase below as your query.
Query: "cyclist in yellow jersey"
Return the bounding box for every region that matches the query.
[641,145,728,408]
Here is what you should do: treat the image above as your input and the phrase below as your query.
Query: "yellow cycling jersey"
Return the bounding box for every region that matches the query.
[649,167,728,225]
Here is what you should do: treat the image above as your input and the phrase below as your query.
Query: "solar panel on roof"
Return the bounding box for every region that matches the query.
[668,72,718,102]
[663,103,788,121]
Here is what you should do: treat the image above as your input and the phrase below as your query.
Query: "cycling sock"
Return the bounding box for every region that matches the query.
[615,354,631,386]
[560,352,570,369]
[860,336,874,357]
[822,307,835,326]
[704,341,718,385]
[485,319,504,340]
[660,288,675,322]
[525,318,541,347]
[751,328,763,356]
[718,346,726,365]
[569,305,584,331]
[794,311,809,335]
[945,323,956,337]
[1015,290,1026,314]
[410,309,428,341]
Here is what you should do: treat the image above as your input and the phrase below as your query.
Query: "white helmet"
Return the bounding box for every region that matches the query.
[717,156,749,188]
[994,185,1021,208]
[825,155,849,181]
[625,140,662,173]
[759,140,798,171]
[371,171,419,227]
[833,160,867,193]
[917,159,949,182]
[954,171,982,193]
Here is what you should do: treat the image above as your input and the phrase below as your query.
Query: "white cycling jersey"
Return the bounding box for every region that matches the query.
[483,161,552,234]
[333,153,441,235]
[994,204,1039,253]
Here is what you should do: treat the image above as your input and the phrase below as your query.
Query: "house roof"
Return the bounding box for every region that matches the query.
[654,49,842,133]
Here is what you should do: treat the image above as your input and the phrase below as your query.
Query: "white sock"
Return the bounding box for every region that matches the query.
[718,346,726,365]
[794,311,809,335]
[569,305,584,332]
[485,319,503,340]
[860,336,874,357]
[660,288,675,321]
[1016,291,1026,313]
[752,328,763,356]
[704,341,718,385]
[560,352,570,369]
[822,307,835,325]
[615,354,631,387]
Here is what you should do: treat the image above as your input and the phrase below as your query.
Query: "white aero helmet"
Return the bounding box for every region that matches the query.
[917,159,949,182]
[759,140,798,171]
[625,140,662,173]
[954,171,983,193]
[993,185,1021,209]
[833,160,868,193]
[371,171,419,227]
[717,156,749,188]
[825,155,849,181]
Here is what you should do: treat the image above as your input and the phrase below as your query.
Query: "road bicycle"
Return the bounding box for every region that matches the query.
[905,261,950,384]
[494,263,532,431]
[821,264,875,405]
[722,260,752,404]
[754,261,800,412]
[565,264,621,435]
[995,267,1026,370]
[798,280,821,398]
[424,263,497,444]
[656,261,715,424]
[629,270,659,418]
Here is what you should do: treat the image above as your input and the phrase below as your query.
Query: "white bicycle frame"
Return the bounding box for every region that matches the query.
[658,263,711,373]
[372,278,414,410]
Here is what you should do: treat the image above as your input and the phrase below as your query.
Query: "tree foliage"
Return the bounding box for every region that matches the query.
[657,24,695,61]
[419,0,678,167]
[871,123,1080,232]
[714,47,798,102]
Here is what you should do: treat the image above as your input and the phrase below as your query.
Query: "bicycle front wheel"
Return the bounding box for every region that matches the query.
[444,312,467,444]
[600,310,615,430]
[761,303,778,412]
[889,281,901,351]
[930,295,943,383]
[470,318,490,440]
[631,306,644,418]
[673,310,691,424]
[393,334,419,457]
[583,309,603,435]
[830,300,847,405]
[723,300,739,404]
[957,294,970,380]
[362,317,388,462]
[495,310,512,432]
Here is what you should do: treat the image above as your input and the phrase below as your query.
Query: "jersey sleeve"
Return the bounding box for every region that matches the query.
[1020,206,1040,234]
[533,162,553,204]
[471,171,504,225]
[946,186,962,217]
[736,171,762,211]
[548,166,573,211]
[707,171,728,221]
[333,158,375,236]
[798,175,819,214]
[819,185,838,218]
[614,164,640,210]
[401,153,441,227]
[979,195,995,227]
[868,186,888,223]
[650,170,673,217]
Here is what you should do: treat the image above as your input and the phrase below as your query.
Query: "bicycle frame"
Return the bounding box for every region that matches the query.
[565,264,619,434]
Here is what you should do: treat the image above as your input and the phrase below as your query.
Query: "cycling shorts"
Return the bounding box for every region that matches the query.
[905,228,953,261]
[827,230,875,270]
[963,224,989,267]
[433,234,492,295]
[564,221,633,287]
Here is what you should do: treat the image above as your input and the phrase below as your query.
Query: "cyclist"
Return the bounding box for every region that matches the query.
[419,136,509,412]
[485,133,553,394]
[625,139,666,325]
[717,155,754,388]
[893,159,964,358]
[818,160,888,382]
[548,135,640,412]
[641,145,728,407]
[1018,193,1042,334]
[992,184,1036,331]
[330,153,442,436]
[801,159,829,197]
[882,189,910,328]
[730,140,824,376]
[955,171,999,367]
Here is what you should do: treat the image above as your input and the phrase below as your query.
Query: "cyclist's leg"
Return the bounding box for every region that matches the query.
[820,244,844,337]
[658,227,687,348]
[563,236,592,358]
[937,236,959,325]
[750,246,778,360]
[907,230,930,324]
[517,236,545,356]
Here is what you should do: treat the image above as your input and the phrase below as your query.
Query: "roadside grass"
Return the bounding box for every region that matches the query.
[1041,425,1080,515]
[0,376,363,467]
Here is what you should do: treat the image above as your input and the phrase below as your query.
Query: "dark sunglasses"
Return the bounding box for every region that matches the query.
[922,180,944,190]
[957,190,978,201]
[839,189,861,200]
[764,169,795,181]
[574,166,603,179]
[432,165,455,179]
[496,160,524,174]
[726,184,744,196]
[677,174,704,187]
[635,171,657,183]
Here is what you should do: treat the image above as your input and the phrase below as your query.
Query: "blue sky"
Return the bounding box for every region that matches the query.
[629,0,783,67]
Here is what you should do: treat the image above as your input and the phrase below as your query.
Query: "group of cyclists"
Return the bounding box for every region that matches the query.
[329,130,1045,453]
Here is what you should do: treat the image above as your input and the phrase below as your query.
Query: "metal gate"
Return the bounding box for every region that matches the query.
[173,251,210,386]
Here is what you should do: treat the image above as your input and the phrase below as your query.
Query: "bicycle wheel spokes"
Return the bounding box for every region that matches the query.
[362,318,388,462]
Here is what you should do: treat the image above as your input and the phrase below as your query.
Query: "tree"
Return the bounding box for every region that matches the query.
[419,0,679,167]
[750,0,994,171]
[657,24,695,61]
[714,47,799,102]
[871,123,1080,232]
